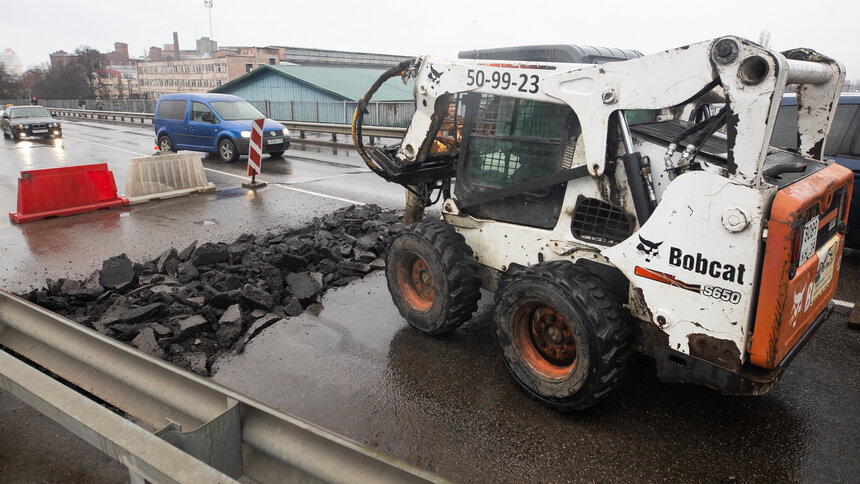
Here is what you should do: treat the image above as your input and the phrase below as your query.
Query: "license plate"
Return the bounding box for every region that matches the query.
[811,235,839,302]
[798,215,819,267]
[32,129,48,133]
[267,138,282,145]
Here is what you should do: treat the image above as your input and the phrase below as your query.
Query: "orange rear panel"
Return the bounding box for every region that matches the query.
[750,164,853,369]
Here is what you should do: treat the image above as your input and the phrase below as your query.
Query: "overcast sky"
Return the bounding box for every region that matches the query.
[6,0,859,80]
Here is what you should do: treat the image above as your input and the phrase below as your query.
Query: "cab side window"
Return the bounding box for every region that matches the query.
[191,102,214,122]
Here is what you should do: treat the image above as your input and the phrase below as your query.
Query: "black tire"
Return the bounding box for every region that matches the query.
[158,134,175,152]
[218,138,239,163]
[385,219,481,335]
[2,128,8,139]
[269,150,285,158]
[494,261,633,411]
[12,130,20,141]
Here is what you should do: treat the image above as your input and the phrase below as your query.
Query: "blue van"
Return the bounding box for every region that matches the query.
[154,93,290,162]
[771,93,859,250]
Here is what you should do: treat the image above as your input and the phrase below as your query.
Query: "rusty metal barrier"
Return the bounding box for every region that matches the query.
[0,289,445,484]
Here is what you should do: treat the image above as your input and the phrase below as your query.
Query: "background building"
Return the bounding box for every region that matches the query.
[0,48,24,77]
[136,46,282,99]
[210,64,414,125]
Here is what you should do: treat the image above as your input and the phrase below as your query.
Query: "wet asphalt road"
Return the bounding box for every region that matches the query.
[1,120,858,482]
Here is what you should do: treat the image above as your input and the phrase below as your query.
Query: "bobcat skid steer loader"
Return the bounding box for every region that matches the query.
[351,36,853,410]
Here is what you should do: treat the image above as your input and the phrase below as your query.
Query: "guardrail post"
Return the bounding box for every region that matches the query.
[315,101,319,123]
[343,101,347,124]
[300,130,306,139]
[289,101,294,121]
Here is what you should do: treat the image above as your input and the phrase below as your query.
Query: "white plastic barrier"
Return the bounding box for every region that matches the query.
[125,153,216,205]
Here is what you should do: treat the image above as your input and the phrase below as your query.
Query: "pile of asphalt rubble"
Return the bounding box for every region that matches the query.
[18,205,402,376]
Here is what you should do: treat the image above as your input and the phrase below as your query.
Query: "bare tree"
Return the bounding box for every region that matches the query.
[0,65,24,98]
[75,45,104,97]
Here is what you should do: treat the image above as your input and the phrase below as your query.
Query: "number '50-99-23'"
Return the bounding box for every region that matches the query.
[466,69,540,93]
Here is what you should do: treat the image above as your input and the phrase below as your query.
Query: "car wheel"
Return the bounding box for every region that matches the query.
[12,131,20,141]
[218,138,239,163]
[269,150,285,158]
[2,128,7,139]
[494,261,633,411]
[158,135,175,152]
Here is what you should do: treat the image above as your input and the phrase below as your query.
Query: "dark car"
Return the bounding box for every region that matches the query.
[1,105,63,140]
[771,93,859,250]
[154,93,290,163]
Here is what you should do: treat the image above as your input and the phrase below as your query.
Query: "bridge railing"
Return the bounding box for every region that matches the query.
[2,99,414,127]
[46,107,408,143]
[0,289,442,483]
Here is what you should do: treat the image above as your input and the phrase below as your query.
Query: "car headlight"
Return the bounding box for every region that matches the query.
[23,125,29,129]
[282,128,289,136]
[14,125,22,129]
[240,131,251,138]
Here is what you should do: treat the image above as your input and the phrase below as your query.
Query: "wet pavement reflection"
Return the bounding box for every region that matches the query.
[214,273,858,482]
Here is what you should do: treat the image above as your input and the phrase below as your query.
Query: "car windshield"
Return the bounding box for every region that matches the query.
[10,107,52,118]
[209,101,264,121]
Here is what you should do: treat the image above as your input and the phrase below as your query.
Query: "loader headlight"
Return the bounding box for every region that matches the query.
[240,130,251,138]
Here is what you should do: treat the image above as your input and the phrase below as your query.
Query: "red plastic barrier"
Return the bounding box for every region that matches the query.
[9,164,129,223]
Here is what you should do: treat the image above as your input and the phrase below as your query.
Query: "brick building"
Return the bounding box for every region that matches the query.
[136,46,282,99]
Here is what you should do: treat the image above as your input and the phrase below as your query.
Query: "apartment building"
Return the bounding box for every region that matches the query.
[137,47,281,99]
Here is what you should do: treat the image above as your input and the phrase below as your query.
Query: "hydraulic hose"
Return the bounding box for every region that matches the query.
[351,58,417,175]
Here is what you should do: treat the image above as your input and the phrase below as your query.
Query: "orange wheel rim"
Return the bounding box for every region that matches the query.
[395,251,435,312]
[513,303,576,378]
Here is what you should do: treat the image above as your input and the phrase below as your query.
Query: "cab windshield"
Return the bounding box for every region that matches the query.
[209,101,264,121]
[10,107,51,118]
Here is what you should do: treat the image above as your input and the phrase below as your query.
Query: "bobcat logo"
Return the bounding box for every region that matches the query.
[791,288,804,323]
[428,65,443,85]
[636,236,663,262]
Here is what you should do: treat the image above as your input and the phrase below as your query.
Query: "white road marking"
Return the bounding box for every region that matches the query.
[63,136,150,157]
[62,136,365,206]
[832,299,855,308]
[271,184,365,205]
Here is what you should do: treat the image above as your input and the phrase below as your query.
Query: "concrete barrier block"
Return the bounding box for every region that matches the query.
[125,153,215,205]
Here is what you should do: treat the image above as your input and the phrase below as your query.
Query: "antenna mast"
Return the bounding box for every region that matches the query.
[204,0,214,39]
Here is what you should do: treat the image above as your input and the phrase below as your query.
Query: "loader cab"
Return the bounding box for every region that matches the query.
[453,45,642,230]
[454,94,577,229]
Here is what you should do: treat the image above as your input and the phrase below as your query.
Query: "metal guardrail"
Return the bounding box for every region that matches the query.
[0,290,444,483]
[48,108,408,140]
[50,107,154,125]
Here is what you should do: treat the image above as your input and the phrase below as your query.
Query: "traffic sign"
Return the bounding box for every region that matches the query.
[248,118,264,176]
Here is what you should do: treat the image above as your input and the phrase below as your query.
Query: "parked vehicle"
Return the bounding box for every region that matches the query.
[154,93,290,162]
[771,93,859,249]
[1,105,62,141]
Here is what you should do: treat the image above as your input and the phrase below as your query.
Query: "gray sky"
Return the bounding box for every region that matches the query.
[6,0,859,80]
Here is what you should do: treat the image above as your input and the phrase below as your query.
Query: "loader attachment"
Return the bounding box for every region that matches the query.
[351,58,457,187]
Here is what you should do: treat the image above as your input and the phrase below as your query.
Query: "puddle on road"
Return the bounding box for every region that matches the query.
[215,187,251,198]
[295,143,352,158]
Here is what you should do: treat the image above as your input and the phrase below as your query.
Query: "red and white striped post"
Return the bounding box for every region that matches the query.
[242,118,267,189]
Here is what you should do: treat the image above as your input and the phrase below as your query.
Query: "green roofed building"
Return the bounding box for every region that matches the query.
[209,64,414,124]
